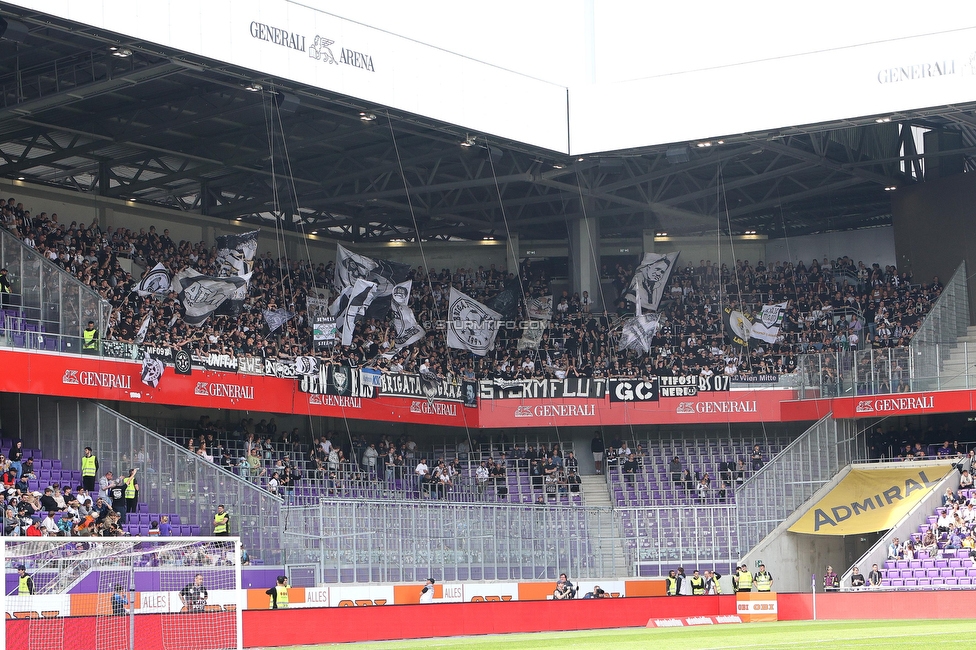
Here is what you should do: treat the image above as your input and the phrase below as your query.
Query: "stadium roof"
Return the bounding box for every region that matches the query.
[0,5,975,244]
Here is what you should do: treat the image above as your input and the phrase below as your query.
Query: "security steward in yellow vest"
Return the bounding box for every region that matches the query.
[81,446,98,493]
[266,575,289,609]
[735,564,753,592]
[17,564,34,595]
[213,504,230,536]
[689,569,706,595]
[664,569,678,596]
[82,320,99,354]
[753,564,773,592]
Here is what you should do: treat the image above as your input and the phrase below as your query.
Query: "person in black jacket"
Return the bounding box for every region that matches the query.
[591,432,605,474]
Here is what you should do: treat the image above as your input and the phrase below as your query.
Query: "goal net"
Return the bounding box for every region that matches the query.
[2,537,243,650]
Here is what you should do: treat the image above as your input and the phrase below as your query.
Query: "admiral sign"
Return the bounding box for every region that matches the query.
[479,377,607,400]
[659,375,730,397]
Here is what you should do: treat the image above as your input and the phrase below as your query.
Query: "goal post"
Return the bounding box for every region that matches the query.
[2,537,244,650]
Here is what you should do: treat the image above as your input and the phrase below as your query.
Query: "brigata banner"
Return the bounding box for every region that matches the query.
[788,465,955,535]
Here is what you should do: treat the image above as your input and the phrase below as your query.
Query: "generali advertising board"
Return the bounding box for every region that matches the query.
[8,349,976,427]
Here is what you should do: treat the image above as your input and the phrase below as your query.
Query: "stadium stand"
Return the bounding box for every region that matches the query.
[0,196,944,389]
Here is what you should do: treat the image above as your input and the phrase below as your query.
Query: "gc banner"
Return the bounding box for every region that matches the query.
[609,378,659,403]
[788,465,954,535]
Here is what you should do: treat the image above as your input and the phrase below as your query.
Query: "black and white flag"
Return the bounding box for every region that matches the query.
[215,230,259,277]
[135,314,152,344]
[134,263,171,297]
[334,244,410,319]
[306,296,331,323]
[750,301,788,343]
[173,269,251,327]
[618,313,663,355]
[724,307,752,350]
[294,356,320,376]
[141,354,164,388]
[390,280,425,348]
[625,251,679,313]
[263,308,295,334]
[517,322,545,350]
[446,287,501,356]
[524,295,553,321]
[328,277,377,346]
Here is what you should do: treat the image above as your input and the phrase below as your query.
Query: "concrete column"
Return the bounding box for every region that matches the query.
[505,232,519,275]
[568,211,601,311]
[642,229,657,256]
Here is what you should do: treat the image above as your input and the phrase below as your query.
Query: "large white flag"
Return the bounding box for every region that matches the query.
[215,230,259,277]
[390,280,425,348]
[750,301,788,343]
[172,269,251,326]
[334,244,410,319]
[446,287,501,356]
[625,251,679,312]
[134,262,171,297]
[618,313,663,354]
[524,295,553,321]
[329,278,377,346]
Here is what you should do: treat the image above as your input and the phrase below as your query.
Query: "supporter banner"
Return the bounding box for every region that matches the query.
[724,307,751,350]
[140,355,163,388]
[102,340,137,360]
[360,367,382,388]
[197,353,239,373]
[625,251,679,313]
[658,375,730,397]
[313,316,337,350]
[173,269,250,326]
[380,372,464,403]
[236,356,267,376]
[299,364,375,398]
[609,378,659,403]
[306,296,331,323]
[750,301,787,344]
[524,295,553,321]
[479,377,608,400]
[334,244,410,319]
[732,374,780,384]
[619,313,662,354]
[141,345,173,361]
[390,280,424,348]
[788,465,954,535]
[133,262,172,297]
[517,321,545,350]
[446,287,501,356]
[215,229,259,277]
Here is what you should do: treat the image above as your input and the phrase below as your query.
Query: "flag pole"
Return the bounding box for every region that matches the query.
[812,574,817,621]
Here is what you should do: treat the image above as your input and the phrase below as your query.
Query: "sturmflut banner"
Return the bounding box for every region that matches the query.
[788,465,954,535]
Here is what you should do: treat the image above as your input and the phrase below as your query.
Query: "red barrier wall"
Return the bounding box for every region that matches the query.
[13,592,976,649]
[242,596,735,647]
[6,612,236,650]
[778,590,976,620]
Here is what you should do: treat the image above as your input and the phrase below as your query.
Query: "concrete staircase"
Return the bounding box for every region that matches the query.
[932,326,976,390]
[580,475,630,578]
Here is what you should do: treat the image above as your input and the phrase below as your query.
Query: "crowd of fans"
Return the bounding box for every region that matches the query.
[0,195,943,383]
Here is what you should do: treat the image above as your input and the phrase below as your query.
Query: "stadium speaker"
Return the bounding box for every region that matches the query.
[274,92,301,114]
[0,18,28,44]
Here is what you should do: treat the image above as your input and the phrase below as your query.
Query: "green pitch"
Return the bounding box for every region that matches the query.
[269,619,976,650]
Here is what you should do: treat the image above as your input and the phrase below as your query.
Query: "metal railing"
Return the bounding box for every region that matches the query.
[797,262,969,398]
[0,225,111,352]
[0,395,285,563]
[279,499,615,583]
[736,414,866,552]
